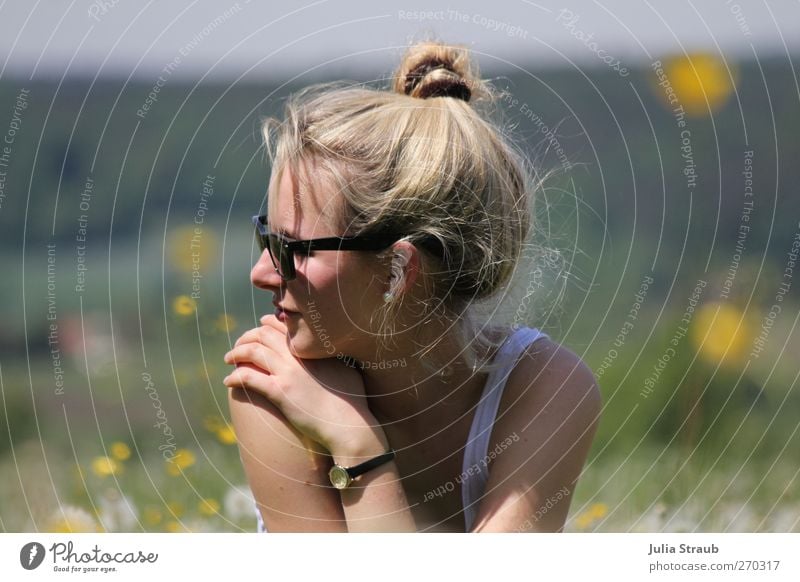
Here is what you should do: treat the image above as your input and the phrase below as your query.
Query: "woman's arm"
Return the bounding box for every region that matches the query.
[228,387,347,532]
[227,322,599,532]
[225,316,418,532]
[469,339,602,532]
[327,431,417,532]
[230,388,417,532]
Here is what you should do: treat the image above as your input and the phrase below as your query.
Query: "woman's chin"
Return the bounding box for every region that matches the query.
[284,321,349,359]
[286,336,336,359]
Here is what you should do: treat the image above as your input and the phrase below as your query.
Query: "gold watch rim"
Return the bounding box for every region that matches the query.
[328,465,352,489]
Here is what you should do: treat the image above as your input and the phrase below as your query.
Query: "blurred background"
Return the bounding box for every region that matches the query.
[1,0,799,533]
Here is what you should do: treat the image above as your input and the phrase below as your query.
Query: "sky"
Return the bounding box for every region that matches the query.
[1,0,799,83]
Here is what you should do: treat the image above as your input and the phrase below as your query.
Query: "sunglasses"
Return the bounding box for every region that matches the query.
[252,215,406,281]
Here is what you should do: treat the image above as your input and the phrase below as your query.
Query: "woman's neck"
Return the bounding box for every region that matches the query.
[353,322,502,438]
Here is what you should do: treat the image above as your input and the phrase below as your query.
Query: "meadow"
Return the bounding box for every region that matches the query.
[2,52,799,533]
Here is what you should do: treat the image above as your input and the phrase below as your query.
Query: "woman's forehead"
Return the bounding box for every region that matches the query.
[270,163,341,236]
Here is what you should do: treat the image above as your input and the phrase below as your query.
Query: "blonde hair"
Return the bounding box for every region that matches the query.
[263,41,537,375]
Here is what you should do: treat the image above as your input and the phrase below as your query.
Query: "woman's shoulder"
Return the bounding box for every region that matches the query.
[472,333,601,531]
[500,332,600,429]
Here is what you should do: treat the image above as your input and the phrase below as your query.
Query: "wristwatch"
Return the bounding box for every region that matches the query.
[328,449,396,489]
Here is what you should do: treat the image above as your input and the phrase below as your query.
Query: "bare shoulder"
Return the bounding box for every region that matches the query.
[496,335,601,461]
[228,388,346,532]
[470,335,601,532]
[507,336,601,420]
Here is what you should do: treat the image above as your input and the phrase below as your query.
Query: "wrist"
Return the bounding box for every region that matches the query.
[330,428,390,468]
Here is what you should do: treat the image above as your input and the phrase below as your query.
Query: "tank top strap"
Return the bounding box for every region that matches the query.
[460,326,550,531]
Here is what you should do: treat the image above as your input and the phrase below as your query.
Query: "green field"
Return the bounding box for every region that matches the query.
[2,53,799,532]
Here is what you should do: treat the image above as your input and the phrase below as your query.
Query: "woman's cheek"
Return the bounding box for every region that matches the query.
[303,254,340,285]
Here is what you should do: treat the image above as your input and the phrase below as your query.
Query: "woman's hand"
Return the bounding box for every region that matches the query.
[223,315,387,460]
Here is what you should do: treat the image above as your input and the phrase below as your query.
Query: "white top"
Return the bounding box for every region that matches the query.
[255,325,549,533]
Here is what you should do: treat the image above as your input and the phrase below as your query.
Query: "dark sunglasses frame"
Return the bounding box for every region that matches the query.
[252,215,405,281]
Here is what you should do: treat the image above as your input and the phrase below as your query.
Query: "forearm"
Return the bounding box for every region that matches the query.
[229,388,347,532]
[331,434,416,532]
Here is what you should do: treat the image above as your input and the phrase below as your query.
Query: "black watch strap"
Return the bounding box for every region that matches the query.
[346,449,396,479]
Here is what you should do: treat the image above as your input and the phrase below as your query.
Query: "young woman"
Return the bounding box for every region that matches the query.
[223,41,601,532]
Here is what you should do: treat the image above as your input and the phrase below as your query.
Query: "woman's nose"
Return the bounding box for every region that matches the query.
[251,250,283,290]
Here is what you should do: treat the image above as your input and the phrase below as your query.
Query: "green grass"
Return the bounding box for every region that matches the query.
[2,292,798,532]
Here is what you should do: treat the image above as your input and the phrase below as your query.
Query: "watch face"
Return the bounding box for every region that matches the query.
[329,466,351,489]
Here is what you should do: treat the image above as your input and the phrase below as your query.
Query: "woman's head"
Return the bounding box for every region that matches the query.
[253,41,534,369]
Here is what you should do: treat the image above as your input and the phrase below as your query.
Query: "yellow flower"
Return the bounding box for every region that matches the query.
[204,415,236,443]
[655,53,736,116]
[204,415,223,432]
[168,225,218,274]
[173,295,197,316]
[198,498,220,516]
[143,506,162,526]
[165,520,185,533]
[215,313,237,333]
[110,442,131,461]
[574,503,608,530]
[215,423,237,445]
[175,368,191,388]
[91,456,122,477]
[692,302,750,367]
[166,448,196,476]
[167,501,185,518]
[44,506,103,533]
[589,503,608,519]
[574,512,594,530]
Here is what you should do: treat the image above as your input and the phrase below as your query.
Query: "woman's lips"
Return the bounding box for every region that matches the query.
[272,301,299,314]
[274,305,300,321]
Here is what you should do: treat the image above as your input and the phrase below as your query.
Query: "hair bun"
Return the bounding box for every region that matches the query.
[394,41,483,102]
[404,59,472,101]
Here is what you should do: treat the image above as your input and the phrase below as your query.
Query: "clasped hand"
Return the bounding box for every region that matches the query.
[223,315,380,456]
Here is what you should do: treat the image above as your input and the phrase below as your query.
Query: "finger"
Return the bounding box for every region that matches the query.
[261,314,288,330]
[249,317,291,354]
[260,313,280,325]
[233,322,285,348]
[233,327,263,348]
[224,342,274,370]
[223,363,280,403]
